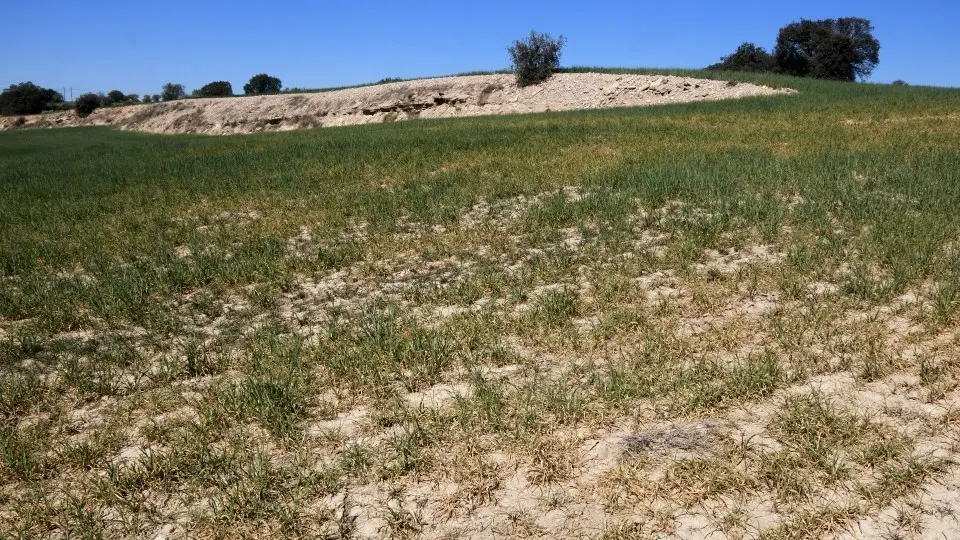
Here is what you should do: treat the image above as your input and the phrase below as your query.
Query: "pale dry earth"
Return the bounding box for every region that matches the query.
[0,73,791,135]
[4,185,960,539]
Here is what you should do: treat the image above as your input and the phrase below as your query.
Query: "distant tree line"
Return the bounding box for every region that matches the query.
[72,89,148,116]
[708,17,881,81]
[1,72,289,117]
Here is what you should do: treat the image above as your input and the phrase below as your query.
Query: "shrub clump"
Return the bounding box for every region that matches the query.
[106,90,126,104]
[161,83,186,102]
[508,30,566,87]
[198,81,233,97]
[75,93,101,117]
[708,42,775,72]
[244,74,282,95]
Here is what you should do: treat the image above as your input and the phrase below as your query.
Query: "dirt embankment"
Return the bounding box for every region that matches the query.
[0,73,792,135]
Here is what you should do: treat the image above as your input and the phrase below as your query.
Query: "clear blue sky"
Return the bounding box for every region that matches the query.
[1,0,957,98]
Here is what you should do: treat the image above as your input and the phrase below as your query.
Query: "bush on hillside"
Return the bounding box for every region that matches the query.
[708,42,775,72]
[199,81,233,97]
[106,90,126,104]
[377,77,403,85]
[75,93,101,117]
[142,95,152,103]
[508,31,566,87]
[0,82,63,115]
[892,79,908,86]
[151,94,161,103]
[161,83,186,101]
[243,74,282,95]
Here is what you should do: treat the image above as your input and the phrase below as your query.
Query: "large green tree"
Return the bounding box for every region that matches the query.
[0,82,63,115]
[243,74,282,95]
[198,81,233,97]
[774,17,880,81]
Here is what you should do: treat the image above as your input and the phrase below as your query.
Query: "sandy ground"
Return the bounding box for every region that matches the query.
[0,73,792,135]
[4,185,960,539]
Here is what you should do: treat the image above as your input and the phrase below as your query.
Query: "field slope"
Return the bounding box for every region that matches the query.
[2,70,960,539]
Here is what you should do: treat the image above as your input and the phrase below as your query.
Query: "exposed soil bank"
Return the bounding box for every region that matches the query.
[0,73,792,135]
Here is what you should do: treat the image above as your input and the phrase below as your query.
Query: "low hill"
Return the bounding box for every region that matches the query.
[0,73,790,135]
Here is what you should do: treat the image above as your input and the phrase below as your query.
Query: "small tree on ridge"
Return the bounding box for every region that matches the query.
[508,31,566,87]
[161,83,186,101]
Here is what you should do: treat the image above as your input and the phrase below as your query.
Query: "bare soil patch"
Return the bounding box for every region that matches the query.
[0,73,791,135]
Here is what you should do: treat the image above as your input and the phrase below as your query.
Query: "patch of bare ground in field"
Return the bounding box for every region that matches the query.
[0,73,792,135]
[4,185,960,539]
